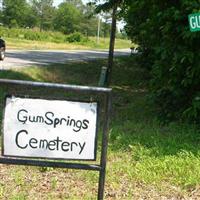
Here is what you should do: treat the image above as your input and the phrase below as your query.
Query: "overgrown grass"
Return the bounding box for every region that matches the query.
[89,37,132,49]
[6,37,91,50]
[0,56,200,199]
[6,37,131,50]
[0,27,131,50]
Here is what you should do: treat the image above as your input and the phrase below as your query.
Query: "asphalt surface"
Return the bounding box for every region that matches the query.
[0,49,130,69]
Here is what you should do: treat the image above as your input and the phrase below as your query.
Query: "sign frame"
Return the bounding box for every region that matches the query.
[0,78,112,200]
[2,94,99,161]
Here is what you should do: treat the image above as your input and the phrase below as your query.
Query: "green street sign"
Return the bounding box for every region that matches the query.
[188,13,200,32]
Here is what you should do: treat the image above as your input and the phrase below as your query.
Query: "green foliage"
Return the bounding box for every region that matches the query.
[0,0,111,37]
[0,27,67,42]
[66,32,88,43]
[1,0,30,27]
[24,31,46,41]
[29,0,55,31]
[53,2,83,34]
[124,0,200,123]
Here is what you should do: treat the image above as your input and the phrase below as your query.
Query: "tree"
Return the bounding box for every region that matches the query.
[123,0,200,122]
[80,2,99,37]
[29,0,55,31]
[2,0,30,27]
[54,2,82,34]
[94,0,122,86]
[64,0,84,10]
[101,13,111,38]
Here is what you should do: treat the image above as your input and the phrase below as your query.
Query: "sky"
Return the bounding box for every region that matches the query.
[53,0,92,7]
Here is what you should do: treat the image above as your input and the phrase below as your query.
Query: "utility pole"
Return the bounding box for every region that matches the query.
[97,15,101,44]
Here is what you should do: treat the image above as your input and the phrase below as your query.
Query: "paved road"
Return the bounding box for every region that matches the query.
[0,49,130,69]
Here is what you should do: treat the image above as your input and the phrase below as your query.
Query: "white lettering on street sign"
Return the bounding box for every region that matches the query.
[188,13,200,32]
[3,96,98,160]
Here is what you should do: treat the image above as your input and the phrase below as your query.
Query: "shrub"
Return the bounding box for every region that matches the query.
[0,27,89,44]
[124,0,200,123]
[65,32,88,43]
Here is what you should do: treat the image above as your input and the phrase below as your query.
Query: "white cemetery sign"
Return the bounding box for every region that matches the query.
[3,96,98,160]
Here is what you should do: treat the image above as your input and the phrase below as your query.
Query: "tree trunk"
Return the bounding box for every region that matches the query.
[105,3,117,87]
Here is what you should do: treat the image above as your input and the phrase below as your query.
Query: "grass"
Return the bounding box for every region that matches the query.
[0,56,200,199]
[89,37,132,49]
[6,38,91,50]
[0,27,132,50]
[5,37,131,50]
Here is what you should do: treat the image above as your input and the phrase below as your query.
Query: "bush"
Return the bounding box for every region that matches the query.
[124,0,200,123]
[24,31,45,41]
[0,27,89,44]
[65,32,88,43]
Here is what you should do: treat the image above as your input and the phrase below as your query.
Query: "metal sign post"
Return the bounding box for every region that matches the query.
[0,79,112,200]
